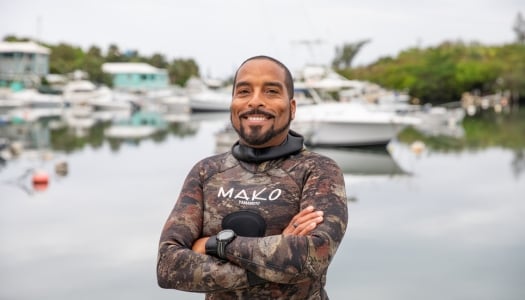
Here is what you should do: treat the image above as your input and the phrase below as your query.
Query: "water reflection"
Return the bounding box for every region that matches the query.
[309,146,408,176]
[1,109,525,300]
[48,120,199,153]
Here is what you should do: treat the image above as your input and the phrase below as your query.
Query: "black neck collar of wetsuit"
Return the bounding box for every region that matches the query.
[231,130,304,164]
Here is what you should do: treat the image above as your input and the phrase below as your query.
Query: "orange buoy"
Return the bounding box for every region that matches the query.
[32,170,49,184]
[32,170,49,192]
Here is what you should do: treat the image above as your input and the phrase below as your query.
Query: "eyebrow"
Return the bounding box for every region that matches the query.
[235,80,284,90]
[264,81,285,90]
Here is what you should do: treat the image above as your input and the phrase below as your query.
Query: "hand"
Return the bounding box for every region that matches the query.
[282,205,324,236]
[192,236,209,254]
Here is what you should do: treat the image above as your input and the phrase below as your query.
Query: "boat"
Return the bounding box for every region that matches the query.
[410,103,466,137]
[0,95,23,124]
[291,101,421,147]
[188,88,232,112]
[63,80,135,114]
[5,89,65,122]
[104,111,168,139]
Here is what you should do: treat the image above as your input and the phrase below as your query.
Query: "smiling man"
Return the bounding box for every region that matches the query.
[230,56,295,148]
[157,55,348,299]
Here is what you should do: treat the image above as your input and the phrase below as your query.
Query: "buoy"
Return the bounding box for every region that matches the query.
[32,170,49,192]
[55,161,68,176]
[410,140,426,155]
[32,170,49,184]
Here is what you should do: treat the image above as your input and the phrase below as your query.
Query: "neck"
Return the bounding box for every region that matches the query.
[232,130,304,163]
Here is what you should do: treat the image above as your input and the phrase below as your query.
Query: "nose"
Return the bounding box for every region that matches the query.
[247,90,265,108]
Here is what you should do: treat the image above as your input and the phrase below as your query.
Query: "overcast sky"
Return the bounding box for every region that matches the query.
[1,0,523,78]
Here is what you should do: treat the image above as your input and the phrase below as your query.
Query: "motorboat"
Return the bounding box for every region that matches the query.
[291,101,421,147]
[5,89,65,122]
[188,88,232,112]
[410,104,466,137]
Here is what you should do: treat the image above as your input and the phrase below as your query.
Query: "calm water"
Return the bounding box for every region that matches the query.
[1,112,524,300]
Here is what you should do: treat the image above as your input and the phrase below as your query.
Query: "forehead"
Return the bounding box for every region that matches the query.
[236,59,286,83]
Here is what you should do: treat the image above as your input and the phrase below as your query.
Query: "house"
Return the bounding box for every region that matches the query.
[0,41,51,90]
[101,62,169,92]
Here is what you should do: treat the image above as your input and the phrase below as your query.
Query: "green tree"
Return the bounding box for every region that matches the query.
[106,44,122,62]
[168,59,199,86]
[148,53,168,68]
[48,43,85,74]
[345,41,524,104]
[84,45,112,85]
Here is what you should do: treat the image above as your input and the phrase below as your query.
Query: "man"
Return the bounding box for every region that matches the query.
[157,55,348,299]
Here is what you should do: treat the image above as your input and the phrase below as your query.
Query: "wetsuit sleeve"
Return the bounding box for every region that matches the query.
[156,162,251,292]
[224,155,348,284]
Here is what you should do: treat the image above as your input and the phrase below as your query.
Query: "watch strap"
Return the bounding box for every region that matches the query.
[205,235,218,256]
[217,238,230,259]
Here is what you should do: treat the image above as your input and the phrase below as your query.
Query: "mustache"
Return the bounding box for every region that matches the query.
[239,108,275,118]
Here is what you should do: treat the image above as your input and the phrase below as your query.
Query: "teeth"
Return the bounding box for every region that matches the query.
[247,116,267,121]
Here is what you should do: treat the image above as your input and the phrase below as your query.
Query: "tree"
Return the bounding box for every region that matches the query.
[84,45,112,85]
[332,39,370,69]
[48,43,85,74]
[3,35,31,42]
[148,53,168,68]
[106,44,122,62]
[168,59,199,86]
[513,12,525,44]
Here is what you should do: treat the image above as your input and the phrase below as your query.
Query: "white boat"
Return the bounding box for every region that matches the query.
[5,89,65,122]
[104,111,168,139]
[291,101,421,147]
[0,97,23,123]
[188,88,232,112]
[411,105,466,137]
[62,80,102,105]
[63,80,134,112]
[89,92,135,112]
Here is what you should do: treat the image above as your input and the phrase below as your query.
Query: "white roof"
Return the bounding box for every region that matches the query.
[0,41,50,55]
[102,62,166,74]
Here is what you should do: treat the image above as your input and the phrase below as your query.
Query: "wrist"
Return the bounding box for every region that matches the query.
[216,229,236,259]
[205,229,236,259]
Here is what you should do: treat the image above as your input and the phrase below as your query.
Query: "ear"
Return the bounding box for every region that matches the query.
[290,98,297,120]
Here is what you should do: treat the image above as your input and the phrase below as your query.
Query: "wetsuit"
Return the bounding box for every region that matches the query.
[157,130,348,299]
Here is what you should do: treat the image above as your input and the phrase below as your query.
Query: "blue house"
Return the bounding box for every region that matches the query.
[102,62,169,92]
[0,41,51,90]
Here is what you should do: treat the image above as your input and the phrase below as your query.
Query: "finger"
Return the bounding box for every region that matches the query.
[293,215,324,235]
[289,206,316,225]
[296,220,320,236]
[294,210,323,227]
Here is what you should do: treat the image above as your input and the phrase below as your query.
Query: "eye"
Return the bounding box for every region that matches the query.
[236,88,250,95]
[265,88,279,95]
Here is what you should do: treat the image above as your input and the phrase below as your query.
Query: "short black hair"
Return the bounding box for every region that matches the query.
[232,55,294,100]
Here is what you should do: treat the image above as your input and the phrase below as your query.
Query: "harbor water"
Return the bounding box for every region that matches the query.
[1,111,524,300]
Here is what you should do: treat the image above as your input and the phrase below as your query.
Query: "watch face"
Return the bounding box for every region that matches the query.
[217,229,235,241]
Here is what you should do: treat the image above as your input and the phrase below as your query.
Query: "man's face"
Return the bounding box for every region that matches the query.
[230,59,296,148]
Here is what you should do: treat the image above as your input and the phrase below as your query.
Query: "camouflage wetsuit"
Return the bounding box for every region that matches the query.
[157,130,348,299]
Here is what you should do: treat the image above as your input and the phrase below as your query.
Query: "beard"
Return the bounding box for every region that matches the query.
[232,110,292,146]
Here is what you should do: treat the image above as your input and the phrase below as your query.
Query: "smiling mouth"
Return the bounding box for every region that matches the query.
[240,109,274,120]
[245,114,271,121]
